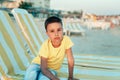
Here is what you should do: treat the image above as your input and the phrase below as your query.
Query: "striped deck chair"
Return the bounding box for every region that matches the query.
[0,65,13,80]
[62,21,68,35]
[63,21,85,36]
[0,10,32,80]
[70,23,85,36]
[59,54,120,80]
[11,8,45,56]
[75,23,85,35]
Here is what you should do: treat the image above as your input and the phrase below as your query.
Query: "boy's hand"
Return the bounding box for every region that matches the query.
[68,77,79,80]
[73,78,79,80]
[52,77,60,80]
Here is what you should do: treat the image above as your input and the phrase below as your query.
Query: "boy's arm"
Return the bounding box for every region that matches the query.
[41,56,59,80]
[66,48,74,80]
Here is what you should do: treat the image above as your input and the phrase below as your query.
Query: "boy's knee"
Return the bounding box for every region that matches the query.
[24,71,38,80]
[38,74,50,80]
[38,70,56,80]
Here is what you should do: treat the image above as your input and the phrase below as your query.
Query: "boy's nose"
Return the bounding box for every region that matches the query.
[55,32,58,36]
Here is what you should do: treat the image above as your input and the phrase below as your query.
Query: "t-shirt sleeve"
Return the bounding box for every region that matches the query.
[39,42,49,58]
[65,36,74,49]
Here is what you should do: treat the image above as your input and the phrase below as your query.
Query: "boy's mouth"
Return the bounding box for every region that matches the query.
[54,37,60,40]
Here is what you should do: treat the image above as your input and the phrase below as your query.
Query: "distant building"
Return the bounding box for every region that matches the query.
[1,0,50,9]
[1,0,24,8]
[25,0,50,9]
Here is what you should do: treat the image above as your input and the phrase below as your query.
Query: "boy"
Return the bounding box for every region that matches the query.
[24,16,75,80]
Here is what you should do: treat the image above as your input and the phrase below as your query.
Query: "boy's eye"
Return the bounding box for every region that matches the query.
[58,28,62,31]
[50,30,54,32]
[58,29,61,31]
[49,28,62,33]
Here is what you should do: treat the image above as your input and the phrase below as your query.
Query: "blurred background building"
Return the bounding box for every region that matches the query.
[0,0,83,18]
[0,0,61,18]
[0,0,50,9]
[0,0,119,25]
[25,0,50,8]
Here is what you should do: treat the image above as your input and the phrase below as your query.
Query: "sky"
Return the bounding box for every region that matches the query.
[50,0,120,15]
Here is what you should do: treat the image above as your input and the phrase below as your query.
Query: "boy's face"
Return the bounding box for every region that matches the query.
[46,22,63,46]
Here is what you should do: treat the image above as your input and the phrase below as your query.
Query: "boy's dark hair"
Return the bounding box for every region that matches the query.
[44,16,62,31]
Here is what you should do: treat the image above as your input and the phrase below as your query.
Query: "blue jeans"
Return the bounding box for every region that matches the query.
[24,63,57,80]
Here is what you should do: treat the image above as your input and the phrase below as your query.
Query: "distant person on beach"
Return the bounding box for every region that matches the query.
[24,16,77,80]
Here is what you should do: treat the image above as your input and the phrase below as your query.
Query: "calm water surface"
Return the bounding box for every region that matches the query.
[71,27,120,57]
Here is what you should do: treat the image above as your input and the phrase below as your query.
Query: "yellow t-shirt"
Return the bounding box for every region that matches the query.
[32,36,74,70]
